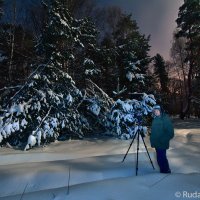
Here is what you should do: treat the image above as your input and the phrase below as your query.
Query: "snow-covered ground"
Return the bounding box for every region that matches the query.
[0,119,200,200]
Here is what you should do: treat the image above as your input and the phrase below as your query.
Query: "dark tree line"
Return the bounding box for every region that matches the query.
[148,0,200,118]
[0,0,200,119]
[175,0,200,119]
[161,0,200,118]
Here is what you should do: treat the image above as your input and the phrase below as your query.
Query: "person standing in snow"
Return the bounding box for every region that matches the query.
[150,105,174,173]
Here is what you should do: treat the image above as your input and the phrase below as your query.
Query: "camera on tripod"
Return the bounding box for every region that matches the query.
[120,96,155,175]
[132,113,146,138]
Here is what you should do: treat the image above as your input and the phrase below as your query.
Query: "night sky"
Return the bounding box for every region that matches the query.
[96,0,184,60]
[3,0,184,60]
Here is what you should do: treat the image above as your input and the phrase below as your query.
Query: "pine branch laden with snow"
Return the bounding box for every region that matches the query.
[115,31,151,95]
[125,58,145,85]
[107,93,156,139]
[84,58,101,76]
[36,1,85,69]
[113,78,127,97]
[0,64,90,148]
[78,79,114,132]
[86,79,114,106]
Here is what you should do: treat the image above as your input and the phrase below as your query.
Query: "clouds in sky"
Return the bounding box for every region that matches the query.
[97,0,184,60]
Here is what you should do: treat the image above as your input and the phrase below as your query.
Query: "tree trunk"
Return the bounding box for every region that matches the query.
[179,61,193,119]
[179,28,195,120]
[8,0,16,83]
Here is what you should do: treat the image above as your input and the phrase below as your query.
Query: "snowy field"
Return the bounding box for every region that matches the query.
[0,119,200,200]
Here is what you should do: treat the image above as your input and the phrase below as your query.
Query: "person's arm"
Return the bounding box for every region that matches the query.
[164,116,174,140]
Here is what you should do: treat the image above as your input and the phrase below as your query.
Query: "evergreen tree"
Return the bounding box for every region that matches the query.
[176,0,200,119]
[36,1,101,89]
[113,14,151,99]
[0,0,92,148]
[153,54,169,110]
[98,46,117,97]
[36,0,79,69]
[75,17,101,88]
[153,54,169,93]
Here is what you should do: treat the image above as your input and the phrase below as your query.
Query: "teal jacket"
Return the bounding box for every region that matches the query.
[150,114,174,149]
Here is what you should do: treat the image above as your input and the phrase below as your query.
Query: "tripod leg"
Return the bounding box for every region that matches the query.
[141,133,155,170]
[122,132,137,163]
[136,132,140,176]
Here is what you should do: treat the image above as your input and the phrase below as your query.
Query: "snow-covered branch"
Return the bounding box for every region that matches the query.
[0,85,22,91]
[107,94,156,139]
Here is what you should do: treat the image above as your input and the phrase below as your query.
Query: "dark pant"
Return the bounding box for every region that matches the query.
[155,148,171,173]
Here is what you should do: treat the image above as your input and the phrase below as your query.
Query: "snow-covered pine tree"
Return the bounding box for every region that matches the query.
[94,36,119,98]
[0,0,92,149]
[113,14,151,98]
[36,0,83,68]
[74,17,101,88]
[70,18,111,132]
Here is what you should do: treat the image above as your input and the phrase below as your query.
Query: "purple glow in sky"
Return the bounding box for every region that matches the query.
[97,0,184,60]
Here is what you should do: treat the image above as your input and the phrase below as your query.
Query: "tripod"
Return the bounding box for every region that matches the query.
[122,126,155,175]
